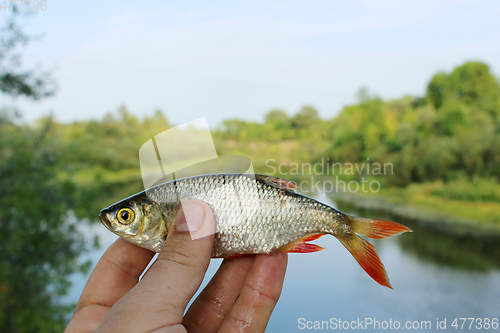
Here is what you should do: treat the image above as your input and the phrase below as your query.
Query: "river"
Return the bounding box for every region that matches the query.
[65,193,500,332]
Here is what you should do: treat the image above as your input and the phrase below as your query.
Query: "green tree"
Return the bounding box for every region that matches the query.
[0,10,87,332]
[291,105,319,130]
[0,113,88,332]
[448,62,500,115]
[265,109,289,123]
[264,109,289,141]
[426,62,500,115]
[426,72,448,109]
[0,10,55,100]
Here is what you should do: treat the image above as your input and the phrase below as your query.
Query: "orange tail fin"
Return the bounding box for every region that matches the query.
[351,217,412,239]
[338,217,412,288]
[337,234,392,288]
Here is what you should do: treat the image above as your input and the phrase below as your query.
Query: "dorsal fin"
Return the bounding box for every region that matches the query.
[255,175,298,193]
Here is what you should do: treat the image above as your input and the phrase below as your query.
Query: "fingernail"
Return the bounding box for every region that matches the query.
[177,203,205,232]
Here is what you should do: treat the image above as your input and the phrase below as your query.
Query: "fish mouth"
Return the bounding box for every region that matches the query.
[99,210,112,230]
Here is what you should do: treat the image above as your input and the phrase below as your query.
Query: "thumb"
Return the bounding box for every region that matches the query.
[128,200,215,330]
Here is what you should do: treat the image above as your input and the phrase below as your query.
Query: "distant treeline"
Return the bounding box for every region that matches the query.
[3,61,500,200]
[216,61,500,187]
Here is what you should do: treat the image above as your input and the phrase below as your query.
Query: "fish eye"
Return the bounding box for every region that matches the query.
[117,208,135,225]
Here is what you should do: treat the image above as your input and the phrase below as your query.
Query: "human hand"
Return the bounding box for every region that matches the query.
[65,200,288,333]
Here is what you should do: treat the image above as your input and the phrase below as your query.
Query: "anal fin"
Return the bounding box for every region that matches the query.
[279,233,325,253]
[284,243,324,253]
[302,234,324,242]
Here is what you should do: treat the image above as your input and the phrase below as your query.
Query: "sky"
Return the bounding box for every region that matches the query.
[2,0,500,127]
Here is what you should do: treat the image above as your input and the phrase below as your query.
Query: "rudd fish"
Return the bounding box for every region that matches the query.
[99,174,411,288]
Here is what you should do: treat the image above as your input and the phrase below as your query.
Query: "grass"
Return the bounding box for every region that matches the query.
[378,181,500,224]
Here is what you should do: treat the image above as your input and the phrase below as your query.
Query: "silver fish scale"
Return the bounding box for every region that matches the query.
[148,174,345,257]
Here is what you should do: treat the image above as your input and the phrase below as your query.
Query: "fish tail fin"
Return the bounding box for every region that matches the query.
[337,234,392,289]
[350,216,412,239]
[335,216,412,288]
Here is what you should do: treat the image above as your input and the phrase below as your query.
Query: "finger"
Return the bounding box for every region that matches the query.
[219,252,288,333]
[66,238,154,332]
[182,256,256,333]
[97,200,215,332]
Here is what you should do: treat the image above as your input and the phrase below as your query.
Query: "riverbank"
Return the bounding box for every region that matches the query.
[329,189,500,237]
